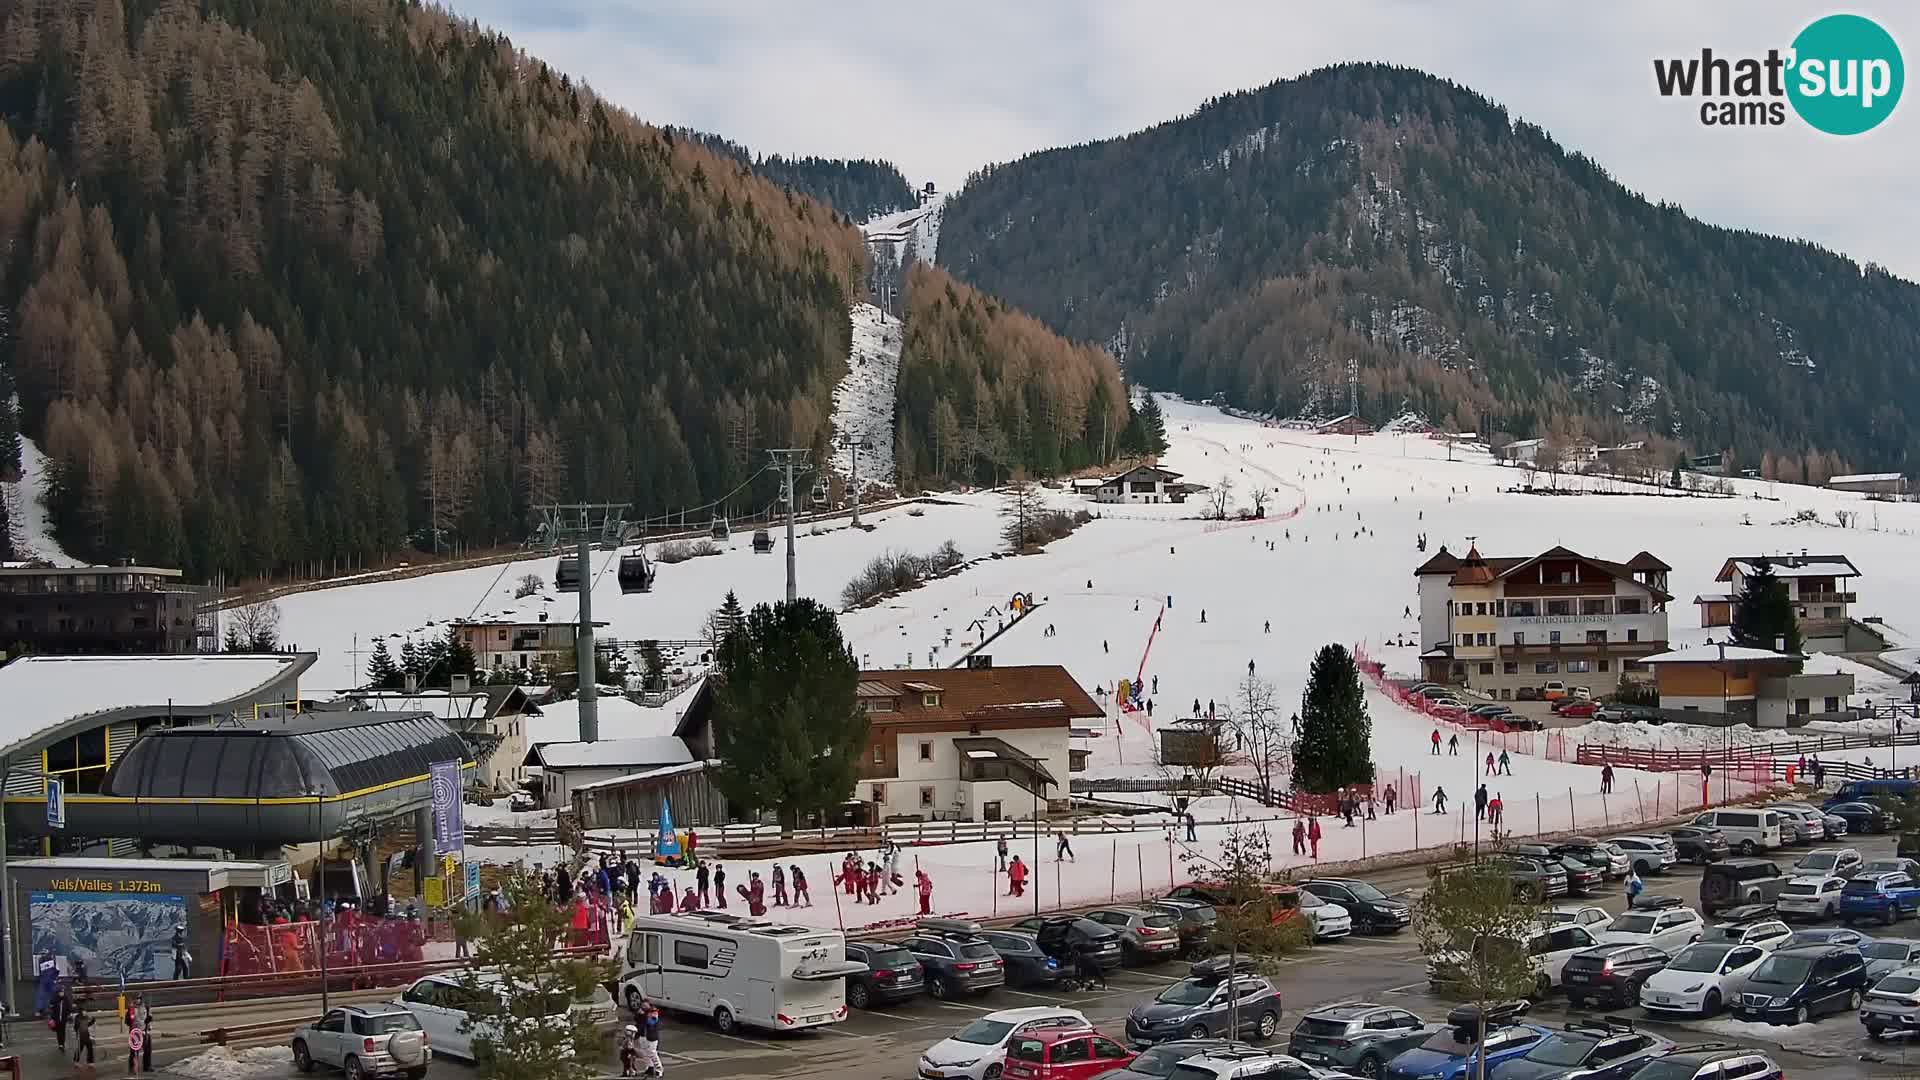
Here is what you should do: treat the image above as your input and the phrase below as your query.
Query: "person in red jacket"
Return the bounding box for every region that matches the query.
[1007,855,1028,897]
[1307,817,1322,860]
[915,869,934,915]
[678,886,698,912]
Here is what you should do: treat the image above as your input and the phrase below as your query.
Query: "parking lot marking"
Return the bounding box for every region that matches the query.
[1000,990,1067,1002]
[1381,981,1429,994]
[1119,971,1185,983]
[815,1026,876,1039]
[706,1031,778,1048]
[933,1000,998,1012]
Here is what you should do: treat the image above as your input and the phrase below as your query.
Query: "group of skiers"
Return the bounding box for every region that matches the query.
[833,843,906,906]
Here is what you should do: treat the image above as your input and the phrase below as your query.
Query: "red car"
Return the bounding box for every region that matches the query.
[1002,1026,1137,1080]
[1556,700,1599,718]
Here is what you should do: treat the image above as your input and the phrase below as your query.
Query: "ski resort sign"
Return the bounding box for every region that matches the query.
[1653,13,1903,134]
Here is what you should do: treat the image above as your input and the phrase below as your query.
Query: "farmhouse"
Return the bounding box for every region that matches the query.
[1094,465,1185,504]
[1826,472,1909,497]
[1699,553,1879,652]
[1639,645,1855,727]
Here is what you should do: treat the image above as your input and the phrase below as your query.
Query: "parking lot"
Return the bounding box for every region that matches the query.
[29,829,1919,1079]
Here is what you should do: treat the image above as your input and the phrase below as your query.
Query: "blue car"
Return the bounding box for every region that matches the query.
[1840,872,1920,926]
[1384,1008,1547,1080]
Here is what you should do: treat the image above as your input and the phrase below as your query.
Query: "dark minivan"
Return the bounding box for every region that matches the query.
[1731,944,1868,1025]
[1699,859,1787,916]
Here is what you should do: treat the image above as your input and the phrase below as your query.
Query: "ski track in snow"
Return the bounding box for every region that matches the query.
[4,433,81,565]
[829,303,901,488]
[275,394,1920,928]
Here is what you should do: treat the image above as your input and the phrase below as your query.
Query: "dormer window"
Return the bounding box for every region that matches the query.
[923,693,941,708]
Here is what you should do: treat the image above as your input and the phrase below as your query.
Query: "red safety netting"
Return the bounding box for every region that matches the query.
[221,915,426,980]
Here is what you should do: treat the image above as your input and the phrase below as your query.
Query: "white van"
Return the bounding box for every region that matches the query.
[1691,809,1783,854]
[619,912,867,1035]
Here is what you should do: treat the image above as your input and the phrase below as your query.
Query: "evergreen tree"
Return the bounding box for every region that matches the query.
[451,871,611,1080]
[638,639,666,691]
[1138,393,1170,455]
[365,638,402,690]
[1291,643,1374,791]
[709,598,869,830]
[1730,557,1803,658]
[399,638,424,685]
[442,625,477,684]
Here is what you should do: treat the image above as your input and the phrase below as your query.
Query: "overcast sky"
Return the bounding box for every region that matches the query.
[454,1,1918,281]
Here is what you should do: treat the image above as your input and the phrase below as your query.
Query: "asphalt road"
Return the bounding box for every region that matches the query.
[22,832,1920,1079]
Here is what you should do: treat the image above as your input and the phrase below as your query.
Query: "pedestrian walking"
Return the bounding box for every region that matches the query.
[1448,733,1459,755]
[52,984,74,1051]
[1430,730,1440,755]
[1384,786,1397,814]
[1600,763,1614,794]
[791,864,810,907]
[1625,867,1645,907]
[1008,855,1028,897]
[1264,620,1271,633]
[996,837,1009,872]
[1433,786,1448,814]
[73,1004,97,1065]
[1474,784,1488,822]
[639,1003,664,1077]
[1184,812,1198,842]
[771,863,788,907]
[1292,819,1307,855]
[1307,817,1322,859]
[1055,832,1075,861]
[916,869,935,916]
[1498,750,1512,776]
[170,923,191,980]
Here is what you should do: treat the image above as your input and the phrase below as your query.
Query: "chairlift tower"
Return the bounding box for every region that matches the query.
[766,449,813,603]
[835,432,877,528]
[532,502,630,745]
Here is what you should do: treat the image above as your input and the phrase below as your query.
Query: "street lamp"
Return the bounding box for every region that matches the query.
[1716,640,1728,803]
[310,788,331,1012]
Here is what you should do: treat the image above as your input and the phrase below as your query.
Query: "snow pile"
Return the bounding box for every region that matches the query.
[3,431,81,565]
[166,1046,294,1079]
[829,303,900,488]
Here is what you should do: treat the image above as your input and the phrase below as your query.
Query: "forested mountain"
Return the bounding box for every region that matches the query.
[940,63,1920,476]
[0,0,867,578]
[895,263,1131,490]
[677,129,917,223]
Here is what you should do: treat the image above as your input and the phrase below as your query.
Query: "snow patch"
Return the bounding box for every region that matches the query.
[4,432,81,566]
[863,193,945,267]
[165,1046,295,1079]
[830,303,900,488]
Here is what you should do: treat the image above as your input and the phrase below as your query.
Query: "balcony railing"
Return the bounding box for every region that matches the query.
[1795,591,1856,605]
[1498,640,1667,658]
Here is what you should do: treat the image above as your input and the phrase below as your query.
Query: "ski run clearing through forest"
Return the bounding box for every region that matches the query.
[828,302,902,488]
[276,395,1920,929]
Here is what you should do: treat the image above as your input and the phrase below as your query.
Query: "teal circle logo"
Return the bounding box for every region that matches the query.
[1787,14,1903,134]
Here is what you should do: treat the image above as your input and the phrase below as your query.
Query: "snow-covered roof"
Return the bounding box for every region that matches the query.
[1639,646,1805,665]
[526,736,693,770]
[1829,472,1905,484]
[1719,555,1861,580]
[573,760,708,793]
[0,653,314,758]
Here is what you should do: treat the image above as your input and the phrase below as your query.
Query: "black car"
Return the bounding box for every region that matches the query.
[1148,898,1219,955]
[1698,859,1787,916]
[1827,801,1895,834]
[1731,944,1869,1025]
[900,919,1007,999]
[1288,1002,1438,1077]
[843,941,925,1009]
[1551,840,1626,881]
[1621,1045,1783,1080]
[1013,915,1125,971]
[981,930,1062,989]
[1300,879,1411,935]
[1486,1021,1671,1080]
[1510,846,1601,897]
[1664,827,1730,866]
[1561,946,1671,1010]
[1090,1039,1250,1080]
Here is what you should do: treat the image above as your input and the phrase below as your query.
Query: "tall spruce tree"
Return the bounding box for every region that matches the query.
[1730,557,1803,658]
[709,598,869,830]
[1291,643,1374,791]
[442,625,477,684]
[1138,393,1170,455]
[365,638,402,689]
[399,638,424,685]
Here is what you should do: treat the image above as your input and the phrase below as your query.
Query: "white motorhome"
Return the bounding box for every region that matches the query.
[619,912,867,1035]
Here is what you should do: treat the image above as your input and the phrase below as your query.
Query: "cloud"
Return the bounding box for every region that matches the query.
[450,0,1920,279]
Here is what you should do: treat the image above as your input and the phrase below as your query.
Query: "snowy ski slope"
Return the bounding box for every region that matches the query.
[828,303,901,488]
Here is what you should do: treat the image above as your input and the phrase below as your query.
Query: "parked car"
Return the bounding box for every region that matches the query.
[1840,871,1920,926]
[1288,1002,1439,1078]
[1541,682,1569,701]
[1599,902,1704,953]
[1608,836,1678,875]
[1300,879,1411,935]
[1775,875,1847,921]
[1126,957,1283,1044]
[1485,1020,1669,1080]
[1769,813,1807,847]
[1148,899,1220,956]
[1163,1048,1335,1080]
[1688,810,1782,855]
[1861,857,1920,877]
[1297,890,1354,940]
[1773,801,1846,839]
[1489,856,1569,901]
[845,941,927,1008]
[1823,777,1919,807]
[1090,1039,1248,1080]
[1382,1005,1547,1080]
[1620,1045,1782,1080]
[1164,884,1305,932]
[1592,705,1660,723]
[1516,687,1541,701]
[1430,923,1601,999]
[1860,965,1920,1040]
[1469,704,1514,720]
[291,1005,431,1080]
[1827,801,1896,834]
[1562,945,1673,1010]
[1013,916,1126,972]
[1663,827,1729,866]
[1638,942,1771,1017]
[1697,859,1788,916]
[1695,913,1789,949]
[1087,907,1186,964]
[1862,939,1920,980]
[1545,905,1614,937]
[1791,847,1862,878]
[1508,846,1599,896]
[1553,700,1599,719]
[980,931,1063,990]
[1550,839,1630,880]
[1768,805,1830,842]
[1731,943,1869,1025]
[904,922,1010,999]
[1785,927,1873,950]
[1004,1026,1137,1080]
[918,1007,1090,1080]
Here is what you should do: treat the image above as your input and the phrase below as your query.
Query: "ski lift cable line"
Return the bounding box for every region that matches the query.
[626,464,777,531]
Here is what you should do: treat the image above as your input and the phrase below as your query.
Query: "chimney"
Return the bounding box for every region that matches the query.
[1774,635,1786,653]
[404,672,419,693]
[450,673,470,693]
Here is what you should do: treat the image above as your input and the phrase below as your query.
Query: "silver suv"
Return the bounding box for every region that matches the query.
[292,1005,431,1079]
